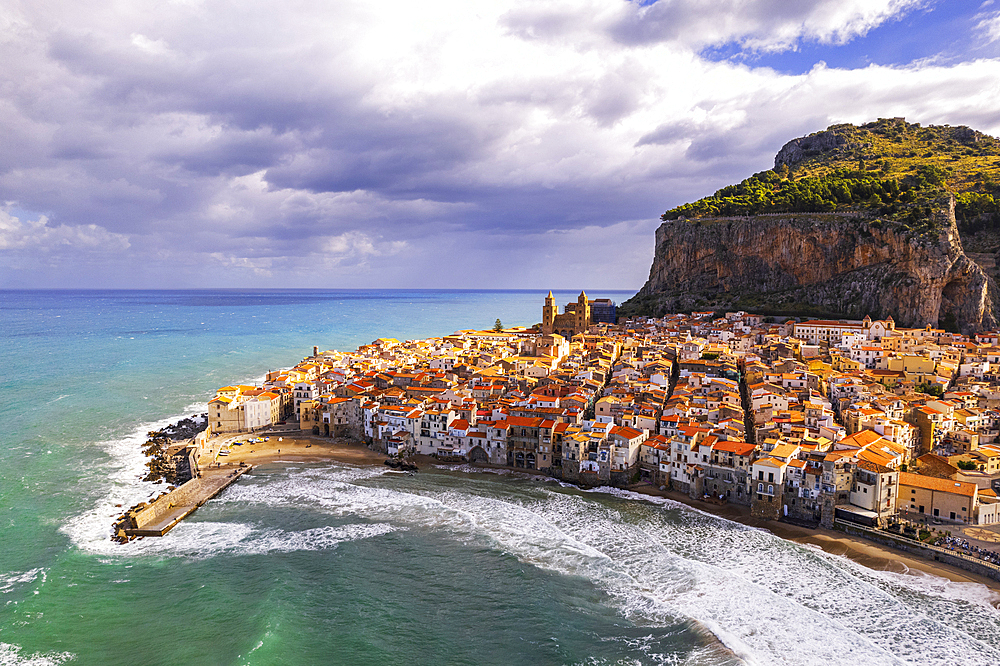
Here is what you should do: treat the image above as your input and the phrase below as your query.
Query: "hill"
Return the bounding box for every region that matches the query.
[661,118,1000,235]
[621,119,1000,332]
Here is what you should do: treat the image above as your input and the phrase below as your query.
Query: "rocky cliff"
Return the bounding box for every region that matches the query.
[623,197,997,333]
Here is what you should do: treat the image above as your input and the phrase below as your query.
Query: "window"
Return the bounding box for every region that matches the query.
[757,483,763,492]
[768,485,773,495]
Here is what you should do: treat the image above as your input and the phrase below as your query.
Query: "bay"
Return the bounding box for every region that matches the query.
[1,289,998,666]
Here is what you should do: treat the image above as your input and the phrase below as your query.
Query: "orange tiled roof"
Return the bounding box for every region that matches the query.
[898,472,977,497]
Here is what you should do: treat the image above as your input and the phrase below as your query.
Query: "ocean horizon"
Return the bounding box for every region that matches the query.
[2,288,999,666]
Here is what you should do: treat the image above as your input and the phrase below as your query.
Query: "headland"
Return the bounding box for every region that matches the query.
[621,119,1000,332]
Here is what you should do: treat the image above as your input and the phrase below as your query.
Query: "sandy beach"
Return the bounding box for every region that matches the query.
[196,433,1000,594]
[199,433,386,468]
[625,483,1000,593]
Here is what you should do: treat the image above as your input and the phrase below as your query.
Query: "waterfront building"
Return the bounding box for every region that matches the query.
[200,305,1000,545]
[898,472,978,523]
[208,393,244,434]
[291,380,317,412]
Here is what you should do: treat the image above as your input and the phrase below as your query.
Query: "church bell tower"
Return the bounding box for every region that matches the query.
[542,291,556,335]
[575,290,589,334]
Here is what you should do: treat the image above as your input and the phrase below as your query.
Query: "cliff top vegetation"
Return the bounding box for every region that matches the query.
[661,118,1000,232]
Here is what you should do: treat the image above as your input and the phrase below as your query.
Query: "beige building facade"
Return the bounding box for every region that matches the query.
[898,472,978,523]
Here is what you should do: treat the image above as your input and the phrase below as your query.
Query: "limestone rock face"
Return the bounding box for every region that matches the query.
[774,128,851,168]
[627,198,997,333]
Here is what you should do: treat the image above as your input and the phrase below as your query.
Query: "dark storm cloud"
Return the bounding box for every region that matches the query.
[263,108,500,196]
[160,129,296,178]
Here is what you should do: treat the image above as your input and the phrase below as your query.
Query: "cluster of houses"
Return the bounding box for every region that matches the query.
[206,295,1000,531]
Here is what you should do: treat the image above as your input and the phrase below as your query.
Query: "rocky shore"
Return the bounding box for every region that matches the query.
[160,414,208,441]
[109,415,211,542]
[139,414,208,484]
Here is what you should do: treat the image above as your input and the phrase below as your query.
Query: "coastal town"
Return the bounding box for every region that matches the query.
[138,292,1000,577]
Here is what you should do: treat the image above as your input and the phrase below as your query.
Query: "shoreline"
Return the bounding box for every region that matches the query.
[197,432,385,468]
[622,483,1000,594]
[201,432,1000,596]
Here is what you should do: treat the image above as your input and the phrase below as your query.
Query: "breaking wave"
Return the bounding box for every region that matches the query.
[0,643,73,666]
[0,570,46,596]
[207,465,1000,666]
[60,442,1000,666]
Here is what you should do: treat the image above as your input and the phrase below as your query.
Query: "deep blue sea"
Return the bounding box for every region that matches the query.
[1,289,999,666]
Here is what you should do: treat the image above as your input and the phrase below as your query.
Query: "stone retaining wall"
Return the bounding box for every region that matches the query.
[835,520,1000,583]
[132,478,202,528]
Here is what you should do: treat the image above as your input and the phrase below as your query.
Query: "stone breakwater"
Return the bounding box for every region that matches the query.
[112,464,253,541]
[625,201,997,333]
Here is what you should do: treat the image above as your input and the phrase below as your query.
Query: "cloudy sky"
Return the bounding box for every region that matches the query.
[2,0,1000,290]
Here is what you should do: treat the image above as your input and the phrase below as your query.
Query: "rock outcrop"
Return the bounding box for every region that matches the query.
[774,126,853,168]
[624,197,997,333]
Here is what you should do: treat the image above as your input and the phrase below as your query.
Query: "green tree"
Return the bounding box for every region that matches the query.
[493,318,503,332]
[916,382,944,397]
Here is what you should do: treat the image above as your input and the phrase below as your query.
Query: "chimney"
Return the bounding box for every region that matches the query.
[313,346,319,357]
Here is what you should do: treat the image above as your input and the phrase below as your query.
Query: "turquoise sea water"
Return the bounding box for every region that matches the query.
[2,289,999,666]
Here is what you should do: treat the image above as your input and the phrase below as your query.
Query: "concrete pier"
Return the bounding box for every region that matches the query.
[123,465,253,537]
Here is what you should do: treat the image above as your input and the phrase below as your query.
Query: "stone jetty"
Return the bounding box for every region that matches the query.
[113,464,252,540]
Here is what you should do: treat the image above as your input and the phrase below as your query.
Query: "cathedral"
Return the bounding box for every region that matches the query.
[541,291,590,337]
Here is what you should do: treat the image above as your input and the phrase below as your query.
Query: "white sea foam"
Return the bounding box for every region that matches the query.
[229,468,1000,666]
[238,523,398,555]
[435,463,552,480]
[60,407,205,555]
[0,570,45,595]
[62,386,260,554]
[62,450,1000,665]
[94,520,397,560]
[0,643,73,666]
[557,493,1000,666]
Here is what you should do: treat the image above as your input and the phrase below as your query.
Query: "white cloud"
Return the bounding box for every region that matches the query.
[208,252,273,277]
[975,9,1000,43]
[130,33,171,56]
[0,209,129,252]
[503,0,925,52]
[0,0,996,289]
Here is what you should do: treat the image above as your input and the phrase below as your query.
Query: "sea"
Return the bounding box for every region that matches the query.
[2,289,999,666]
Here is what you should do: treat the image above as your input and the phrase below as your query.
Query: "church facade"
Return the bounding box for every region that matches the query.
[541,291,591,337]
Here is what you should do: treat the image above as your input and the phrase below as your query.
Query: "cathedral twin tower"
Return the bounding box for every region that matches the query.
[541,290,590,337]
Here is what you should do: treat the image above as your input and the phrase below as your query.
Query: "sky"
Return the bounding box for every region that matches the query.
[2,0,1000,291]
